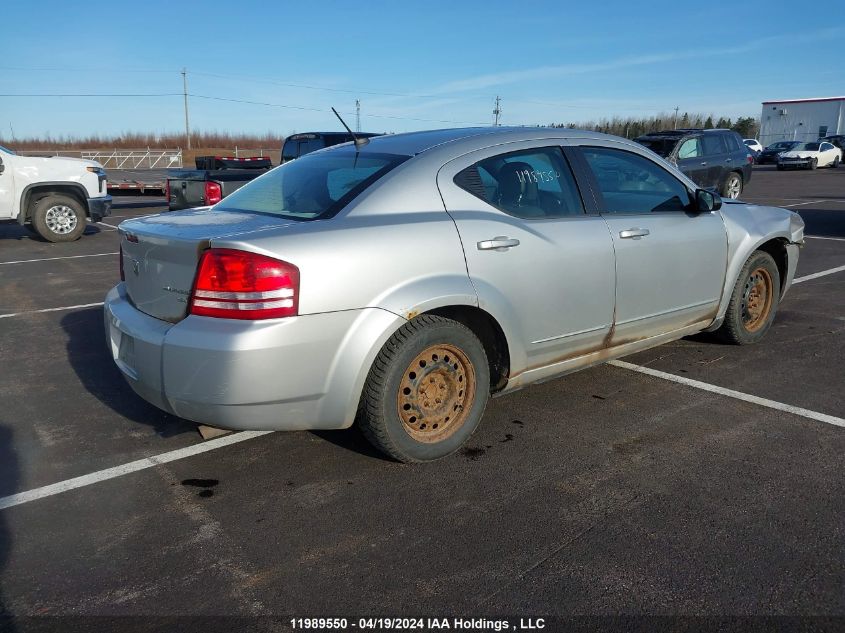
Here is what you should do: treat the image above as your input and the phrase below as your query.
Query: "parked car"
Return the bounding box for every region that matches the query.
[634,129,752,198]
[166,156,272,211]
[757,140,801,165]
[744,138,763,158]
[0,144,112,241]
[281,132,381,163]
[819,135,845,156]
[777,141,841,170]
[106,127,804,462]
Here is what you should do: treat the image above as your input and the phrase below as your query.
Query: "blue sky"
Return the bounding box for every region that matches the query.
[1,0,844,139]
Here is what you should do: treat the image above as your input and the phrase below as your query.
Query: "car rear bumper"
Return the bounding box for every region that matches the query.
[88,195,112,221]
[104,283,404,431]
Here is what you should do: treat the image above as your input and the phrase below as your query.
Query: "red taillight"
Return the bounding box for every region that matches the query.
[204,181,222,205]
[747,154,754,164]
[164,179,171,201]
[119,244,125,281]
[189,249,299,320]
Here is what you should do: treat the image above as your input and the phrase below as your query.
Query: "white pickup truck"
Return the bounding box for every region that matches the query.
[0,144,112,242]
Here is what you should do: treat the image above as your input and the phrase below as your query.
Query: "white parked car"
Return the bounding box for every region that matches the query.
[777,141,842,170]
[0,144,112,241]
[743,139,763,154]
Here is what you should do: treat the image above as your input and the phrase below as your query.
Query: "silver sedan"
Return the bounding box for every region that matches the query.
[105,127,805,462]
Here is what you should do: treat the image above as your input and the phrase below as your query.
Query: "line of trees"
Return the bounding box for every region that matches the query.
[546,113,761,140]
[0,130,285,150]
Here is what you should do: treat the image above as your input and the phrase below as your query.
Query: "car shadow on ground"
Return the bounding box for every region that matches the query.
[310,427,395,462]
[0,425,17,630]
[60,307,195,438]
[0,223,106,242]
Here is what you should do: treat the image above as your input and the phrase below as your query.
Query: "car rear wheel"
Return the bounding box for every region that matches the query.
[358,314,490,463]
[832,156,840,169]
[722,172,743,199]
[715,251,780,345]
[31,194,87,242]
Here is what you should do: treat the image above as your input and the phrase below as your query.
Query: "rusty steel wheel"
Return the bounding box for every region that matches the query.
[716,250,780,345]
[741,267,774,333]
[397,344,476,443]
[358,314,490,463]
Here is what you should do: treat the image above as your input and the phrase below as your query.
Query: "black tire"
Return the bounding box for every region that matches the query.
[31,194,87,242]
[358,314,490,463]
[715,251,780,345]
[809,158,818,170]
[831,156,840,169]
[776,164,785,171]
[721,171,743,199]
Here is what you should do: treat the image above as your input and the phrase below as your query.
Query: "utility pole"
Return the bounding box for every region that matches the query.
[9,122,15,142]
[355,99,361,133]
[673,105,680,130]
[493,96,502,127]
[182,68,191,150]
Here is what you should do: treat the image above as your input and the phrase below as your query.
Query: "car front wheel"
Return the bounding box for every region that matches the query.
[722,172,743,199]
[809,158,818,170]
[358,314,490,463]
[31,194,87,242]
[716,251,780,345]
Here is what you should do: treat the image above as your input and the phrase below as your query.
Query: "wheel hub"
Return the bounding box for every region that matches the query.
[741,267,773,332]
[397,343,475,443]
[44,205,77,234]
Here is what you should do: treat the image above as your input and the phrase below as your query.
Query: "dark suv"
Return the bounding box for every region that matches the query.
[281,132,381,163]
[634,129,752,198]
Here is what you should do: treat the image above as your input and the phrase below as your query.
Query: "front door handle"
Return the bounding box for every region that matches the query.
[725,158,733,163]
[619,228,650,239]
[700,161,708,166]
[477,236,520,251]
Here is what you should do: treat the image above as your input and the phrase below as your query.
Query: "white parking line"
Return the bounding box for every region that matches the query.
[610,360,845,428]
[0,252,118,265]
[96,221,118,231]
[805,236,845,242]
[782,200,831,208]
[0,431,272,511]
[792,265,845,284]
[0,302,104,319]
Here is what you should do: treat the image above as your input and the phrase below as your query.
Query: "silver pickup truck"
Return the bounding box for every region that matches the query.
[106,127,804,462]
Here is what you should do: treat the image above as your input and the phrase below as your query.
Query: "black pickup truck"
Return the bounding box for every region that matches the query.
[166,156,272,210]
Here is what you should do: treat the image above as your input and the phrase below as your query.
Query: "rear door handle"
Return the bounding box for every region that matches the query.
[477,236,520,251]
[619,228,650,239]
[700,161,707,166]
[725,158,733,163]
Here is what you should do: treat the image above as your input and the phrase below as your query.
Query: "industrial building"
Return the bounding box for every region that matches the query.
[759,96,845,145]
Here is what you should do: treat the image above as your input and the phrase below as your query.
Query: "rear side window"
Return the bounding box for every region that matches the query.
[582,147,691,213]
[454,147,584,219]
[701,134,727,156]
[216,149,409,220]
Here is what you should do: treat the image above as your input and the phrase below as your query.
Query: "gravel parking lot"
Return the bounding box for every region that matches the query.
[1,170,843,629]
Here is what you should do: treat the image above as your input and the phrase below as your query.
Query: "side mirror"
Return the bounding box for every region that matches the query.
[0,159,4,175]
[695,188,721,212]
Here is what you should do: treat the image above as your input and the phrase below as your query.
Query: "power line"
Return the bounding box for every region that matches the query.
[0,93,181,97]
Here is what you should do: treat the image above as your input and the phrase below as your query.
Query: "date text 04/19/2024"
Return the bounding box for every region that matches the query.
[289,617,546,630]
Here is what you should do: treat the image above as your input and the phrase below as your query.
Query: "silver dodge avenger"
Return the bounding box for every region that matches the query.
[105,127,805,462]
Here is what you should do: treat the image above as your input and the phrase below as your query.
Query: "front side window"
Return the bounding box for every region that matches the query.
[216,149,408,220]
[454,147,584,219]
[677,138,702,159]
[582,147,691,213]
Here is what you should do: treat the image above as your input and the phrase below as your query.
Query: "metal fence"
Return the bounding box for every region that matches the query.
[17,149,183,168]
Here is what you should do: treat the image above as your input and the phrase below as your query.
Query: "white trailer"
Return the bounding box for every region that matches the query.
[759,97,845,146]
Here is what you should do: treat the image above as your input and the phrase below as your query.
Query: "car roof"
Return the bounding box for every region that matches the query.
[358,126,628,157]
[637,128,733,139]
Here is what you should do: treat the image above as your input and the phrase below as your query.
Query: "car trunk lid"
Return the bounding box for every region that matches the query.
[119,208,290,322]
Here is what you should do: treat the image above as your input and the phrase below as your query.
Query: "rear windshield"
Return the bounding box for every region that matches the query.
[216,149,409,221]
[634,137,678,157]
[0,144,15,154]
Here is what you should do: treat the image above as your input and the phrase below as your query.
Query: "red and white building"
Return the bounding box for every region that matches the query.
[759,96,845,145]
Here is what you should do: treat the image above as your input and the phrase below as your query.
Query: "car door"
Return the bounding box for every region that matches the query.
[673,136,709,187]
[437,142,616,373]
[575,143,727,343]
[0,150,14,219]
[819,142,837,165]
[700,133,730,189]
